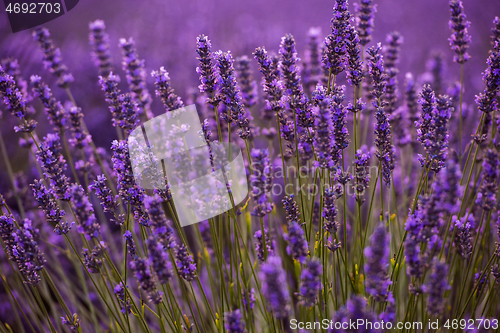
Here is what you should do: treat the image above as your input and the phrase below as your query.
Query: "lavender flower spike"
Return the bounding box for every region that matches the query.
[99,72,123,127]
[448,0,471,64]
[69,184,100,239]
[32,27,74,88]
[224,309,247,333]
[36,133,71,200]
[89,174,119,214]
[345,25,364,87]
[453,215,473,259]
[130,256,162,304]
[284,220,309,263]
[68,107,91,149]
[353,145,371,202]
[30,75,66,130]
[299,258,322,307]
[147,237,173,284]
[114,283,131,314]
[235,55,258,108]
[323,0,351,77]
[354,0,376,46]
[250,148,274,217]
[312,85,334,169]
[426,260,450,315]
[214,50,251,139]
[323,186,341,234]
[175,244,197,282]
[0,67,37,132]
[254,229,274,261]
[0,216,46,285]
[119,37,152,118]
[196,35,217,96]
[144,194,176,249]
[364,223,391,302]
[259,255,291,318]
[31,179,70,234]
[427,95,452,172]
[89,20,113,77]
[476,149,499,211]
[151,67,184,112]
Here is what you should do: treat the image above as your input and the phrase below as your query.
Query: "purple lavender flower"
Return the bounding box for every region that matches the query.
[61,313,80,331]
[331,85,349,165]
[144,194,176,249]
[323,186,341,233]
[99,72,124,127]
[366,43,387,100]
[329,295,379,333]
[242,288,256,311]
[302,27,323,94]
[83,247,102,273]
[254,229,274,261]
[89,174,119,215]
[279,34,314,129]
[224,309,247,333]
[475,46,500,114]
[175,244,197,282]
[426,95,452,172]
[2,217,46,286]
[151,67,184,112]
[36,133,70,200]
[124,230,138,259]
[432,157,463,215]
[353,145,371,202]
[30,75,67,130]
[111,140,146,209]
[89,20,113,77]
[453,215,473,259]
[130,256,162,304]
[68,107,91,149]
[313,85,334,169]
[284,220,309,263]
[323,0,351,77]
[416,84,436,149]
[492,17,500,49]
[283,195,300,223]
[119,37,152,118]
[403,72,419,123]
[115,94,140,132]
[426,260,450,315]
[147,237,173,284]
[384,31,403,71]
[31,179,70,234]
[374,105,395,188]
[114,282,131,314]
[379,292,396,324]
[32,27,74,88]
[476,149,499,211]
[364,224,391,302]
[214,50,251,139]
[69,184,100,239]
[0,67,37,132]
[254,47,284,120]
[1,58,29,101]
[235,56,258,108]
[299,258,322,307]
[259,255,291,318]
[404,209,423,279]
[250,148,274,217]
[354,0,376,46]
[196,35,218,97]
[448,0,471,64]
[345,25,364,87]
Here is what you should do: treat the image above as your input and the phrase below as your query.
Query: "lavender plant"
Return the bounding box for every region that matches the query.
[1,1,500,332]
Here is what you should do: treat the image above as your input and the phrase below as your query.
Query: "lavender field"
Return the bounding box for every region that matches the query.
[0,0,500,331]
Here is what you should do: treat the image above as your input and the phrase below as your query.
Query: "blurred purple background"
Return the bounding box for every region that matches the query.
[0,0,498,160]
